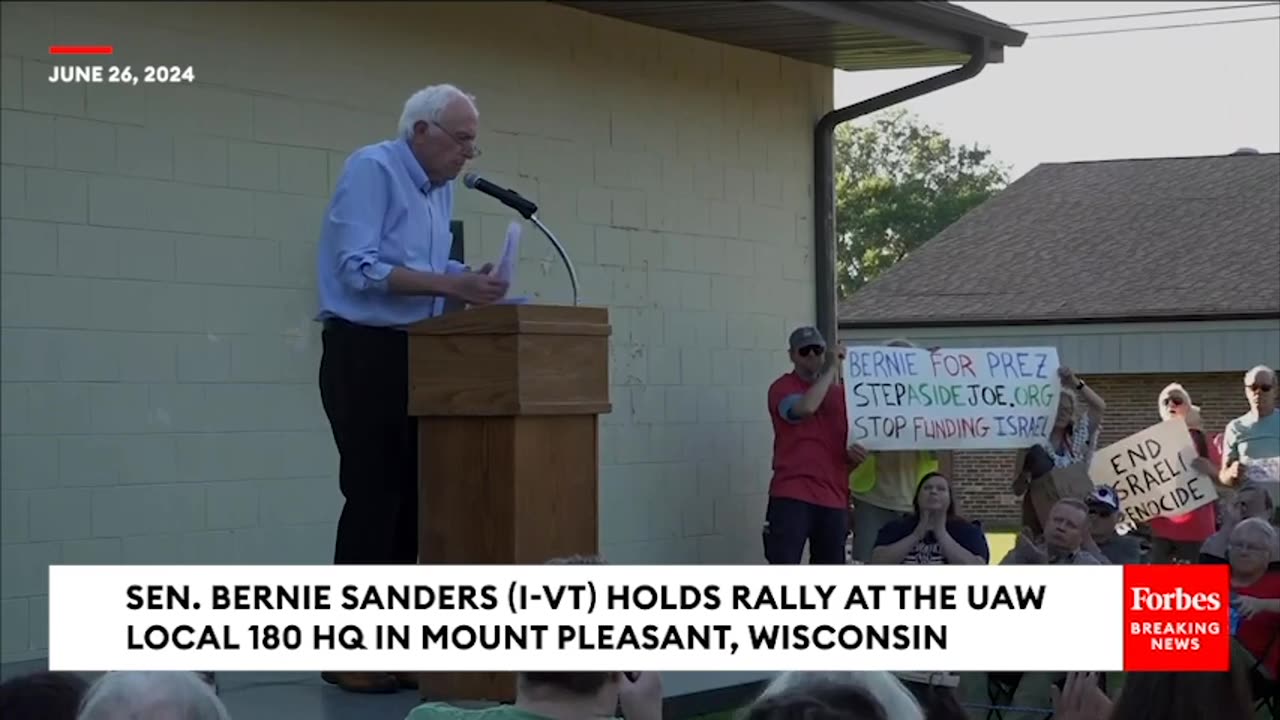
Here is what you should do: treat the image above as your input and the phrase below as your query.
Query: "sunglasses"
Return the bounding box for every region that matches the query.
[1087,505,1115,518]
[1248,384,1273,392]
[1162,396,1184,406]
[797,345,825,357]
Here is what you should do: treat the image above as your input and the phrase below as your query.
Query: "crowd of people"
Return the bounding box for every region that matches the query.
[763,326,1280,717]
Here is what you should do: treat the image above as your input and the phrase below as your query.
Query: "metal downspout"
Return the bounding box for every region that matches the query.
[813,40,991,342]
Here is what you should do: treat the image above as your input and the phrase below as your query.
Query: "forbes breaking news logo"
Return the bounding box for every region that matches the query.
[1123,565,1230,671]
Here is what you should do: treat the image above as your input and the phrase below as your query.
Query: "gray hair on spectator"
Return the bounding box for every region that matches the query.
[1245,365,1276,385]
[1055,497,1090,515]
[1237,481,1276,509]
[1232,516,1279,545]
[883,338,917,348]
[756,671,923,720]
[544,554,607,565]
[78,671,229,720]
[397,84,476,140]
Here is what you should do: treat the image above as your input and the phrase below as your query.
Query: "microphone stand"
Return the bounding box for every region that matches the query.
[526,213,580,307]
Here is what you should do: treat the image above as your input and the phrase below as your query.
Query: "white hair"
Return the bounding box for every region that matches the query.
[1232,516,1279,544]
[1245,364,1276,385]
[1157,382,1195,421]
[78,671,230,720]
[397,84,476,140]
[884,338,917,348]
[756,671,924,720]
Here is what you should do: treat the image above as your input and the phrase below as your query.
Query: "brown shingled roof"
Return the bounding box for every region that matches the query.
[837,152,1280,327]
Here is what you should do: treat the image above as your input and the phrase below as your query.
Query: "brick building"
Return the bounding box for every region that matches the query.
[0,0,1028,692]
[838,153,1280,528]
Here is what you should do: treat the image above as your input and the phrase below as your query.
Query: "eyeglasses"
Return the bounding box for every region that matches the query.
[1162,396,1184,406]
[1087,506,1115,518]
[1229,541,1271,554]
[431,121,481,158]
[1248,384,1274,392]
[797,345,824,357]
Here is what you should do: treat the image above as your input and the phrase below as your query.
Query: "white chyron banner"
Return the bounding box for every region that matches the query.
[49,565,1123,673]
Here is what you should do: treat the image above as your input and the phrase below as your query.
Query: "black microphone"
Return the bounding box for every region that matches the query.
[462,173,538,219]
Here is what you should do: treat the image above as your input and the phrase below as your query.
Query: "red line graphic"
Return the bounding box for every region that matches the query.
[49,45,115,55]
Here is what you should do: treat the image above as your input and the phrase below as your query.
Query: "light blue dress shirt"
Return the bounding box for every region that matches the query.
[315,138,467,328]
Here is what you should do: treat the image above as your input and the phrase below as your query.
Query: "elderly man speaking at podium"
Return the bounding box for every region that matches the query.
[314,84,508,693]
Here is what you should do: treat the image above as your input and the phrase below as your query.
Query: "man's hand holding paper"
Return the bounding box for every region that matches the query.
[487,220,528,304]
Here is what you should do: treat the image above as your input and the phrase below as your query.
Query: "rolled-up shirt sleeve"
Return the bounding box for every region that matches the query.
[445,259,468,275]
[327,156,395,293]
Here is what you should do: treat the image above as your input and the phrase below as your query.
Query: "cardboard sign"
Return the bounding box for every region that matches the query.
[844,346,1061,450]
[1028,462,1095,529]
[1089,418,1218,531]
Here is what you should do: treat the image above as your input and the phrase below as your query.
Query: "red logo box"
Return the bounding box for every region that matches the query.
[1123,564,1231,671]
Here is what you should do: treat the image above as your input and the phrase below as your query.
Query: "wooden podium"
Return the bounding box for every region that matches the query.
[405,304,610,702]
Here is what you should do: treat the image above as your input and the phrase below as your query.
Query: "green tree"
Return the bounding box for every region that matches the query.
[835,108,1009,296]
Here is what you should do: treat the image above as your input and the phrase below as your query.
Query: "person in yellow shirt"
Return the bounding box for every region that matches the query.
[847,339,940,564]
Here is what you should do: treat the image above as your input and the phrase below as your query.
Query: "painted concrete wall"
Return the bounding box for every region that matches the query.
[838,318,1280,376]
[0,1,832,664]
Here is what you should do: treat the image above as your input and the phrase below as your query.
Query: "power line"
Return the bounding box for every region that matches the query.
[1032,14,1279,39]
[1014,2,1279,27]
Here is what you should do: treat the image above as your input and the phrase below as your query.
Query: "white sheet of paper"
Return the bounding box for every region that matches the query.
[493,221,520,285]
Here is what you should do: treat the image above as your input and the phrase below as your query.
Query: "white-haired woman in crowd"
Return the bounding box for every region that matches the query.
[78,671,230,720]
[1147,382,1221,563]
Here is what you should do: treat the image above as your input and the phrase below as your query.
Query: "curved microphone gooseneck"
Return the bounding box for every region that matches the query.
[462,173,580,306]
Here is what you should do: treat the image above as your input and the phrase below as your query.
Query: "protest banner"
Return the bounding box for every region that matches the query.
[844,346,1061,451]
[1088,418,1218,532]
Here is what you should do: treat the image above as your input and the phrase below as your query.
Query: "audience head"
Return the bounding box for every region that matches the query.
[913,472,957,519]
[517,553,653,718]
[397,84,479,183]
[542,553,606,565]
[788,326,828,377]
[1108,669,1252,720]
[1227,482,1274,525]
[1045,498,1089,553]
[1244,364,1276,416]
[0,671,87,720]
[1228,517,1278,577]
[1157,383,1196,423]
[1085,486,1123,539]
[77,671,229,720]
[751,671,921,720]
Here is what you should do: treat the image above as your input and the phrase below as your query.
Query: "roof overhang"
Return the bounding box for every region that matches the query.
[552,1,1027,71]
[838,311,1280,330]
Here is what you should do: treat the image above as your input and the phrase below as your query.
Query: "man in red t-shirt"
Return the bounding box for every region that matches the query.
[763,326,869,564]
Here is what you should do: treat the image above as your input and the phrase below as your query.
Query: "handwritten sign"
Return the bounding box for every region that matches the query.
[843,346,1061,451]
[1088,418,1218,532]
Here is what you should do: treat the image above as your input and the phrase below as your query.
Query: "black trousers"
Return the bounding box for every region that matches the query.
[762,496,849,564]
[318,318,418,565]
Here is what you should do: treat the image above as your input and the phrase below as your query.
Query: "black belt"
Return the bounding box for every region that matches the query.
[322,317,406,334]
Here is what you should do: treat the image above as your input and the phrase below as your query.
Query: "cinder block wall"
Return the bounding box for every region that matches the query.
[952,372,1250,527]
[0,1,832,662]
